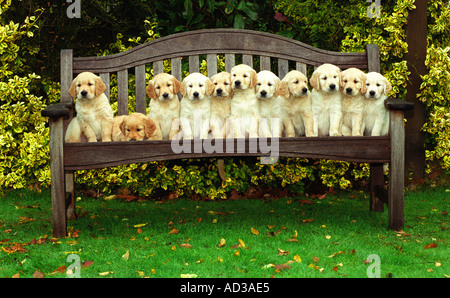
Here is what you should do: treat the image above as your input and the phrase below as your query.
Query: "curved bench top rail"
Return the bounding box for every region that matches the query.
[72,29,368,74]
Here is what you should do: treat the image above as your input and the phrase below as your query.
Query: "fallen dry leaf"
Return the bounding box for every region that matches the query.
[217,238,226,248]
[251,227,259,236]
[168,227,180,234]
[32,269,44,278]
[134,223,148,228]
[99,271,114,276]
[179,243,192,249]
[424,243,438,249]
[180,274,198,278]
[294,255,302,263]
[122,249,130,261]
[277,248,289,256]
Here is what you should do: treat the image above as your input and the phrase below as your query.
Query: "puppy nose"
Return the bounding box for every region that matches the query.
[216,88,223,94]
[302,87,308,93]
[81,90,88,97]
[369,90,376,96]
[193,92,199,98]
[162,92,169,98]
[129,138,136,141]
[329,84,336,90]
[260,90,267,97]
[234,80,241,86]
[346,87,353,94]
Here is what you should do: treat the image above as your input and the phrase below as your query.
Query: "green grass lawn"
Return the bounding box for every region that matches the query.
[0,186,448,278]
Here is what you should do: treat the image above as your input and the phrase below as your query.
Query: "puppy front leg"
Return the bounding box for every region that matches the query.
[302,112,316,137]
[249,117,259,138]
[78,118,97,142]
[101,117,113,142]
[329,111,342,137]
[201,118,210,139]
[351,113,363,136]
[149,120,163,140]
[169,118,181,140]
[283,118,295,138]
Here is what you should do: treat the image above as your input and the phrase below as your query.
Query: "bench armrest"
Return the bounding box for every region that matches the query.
[41,102,73,119]
[384,98,414,111]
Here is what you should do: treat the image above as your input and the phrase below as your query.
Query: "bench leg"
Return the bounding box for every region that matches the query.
[65,172,76,220]
[388,110,405,230]
[49,117,67,237]
[369,163,385,212]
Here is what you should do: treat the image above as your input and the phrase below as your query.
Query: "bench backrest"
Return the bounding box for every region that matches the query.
[60,29,380,116]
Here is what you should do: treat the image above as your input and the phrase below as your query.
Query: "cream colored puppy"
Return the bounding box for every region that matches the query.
[310,63,343,136]
[146,73,181,140]
[179,72,214,139]
[340,68,366,136]
[281,70,315,137]
[255,70,285,138]
[230,64,259,138]
[65,72,113,143]
[363,72,390,136]
[210,72,233,138]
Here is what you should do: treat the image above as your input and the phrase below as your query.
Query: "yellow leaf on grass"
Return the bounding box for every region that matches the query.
[218,238,226,247]
[181,274,198,278]
[234,250,240,256]
[217,256,224,262]
[134,223,148,228]
[168,228,180,234]
[251,227,259,235]
[99,271,114,276]
[238,239,245,248]
[294,255,302,263]
[122,249,130,261]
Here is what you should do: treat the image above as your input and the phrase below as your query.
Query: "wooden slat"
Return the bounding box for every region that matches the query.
[72,29,368,73]
[242,54,253,67]
[153,61,164,75]
[99,73,110,101]
[61,50,73,103]
[135,65,147,114]
[366,44,380,73]
[63,137,390,171]
[207,54,217,76]
[388,111,405,230]
[296,62,307,76]
[189,55,199,74]
[171,57,182,81]
[278,59,289,79]
[369,163,385,212]
[225,54,235,73]
[117,69,128,116]
[260,56,271,71]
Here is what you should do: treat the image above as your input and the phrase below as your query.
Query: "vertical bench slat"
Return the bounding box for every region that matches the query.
[99,73,110,102]
[278,59,289,79]
[260,56,271,71]
[61,50,73,104]
[242,54,253,67]
[225,54,235,73]
[296,62,307,76]
[189,56,200,74]
[172,57,182,81]
[117,69,128,116]
[207,54,217,77]
[153,61,164,75]
[135,65,147,114]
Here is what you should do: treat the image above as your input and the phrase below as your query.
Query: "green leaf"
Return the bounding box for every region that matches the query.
[233,14,244,29]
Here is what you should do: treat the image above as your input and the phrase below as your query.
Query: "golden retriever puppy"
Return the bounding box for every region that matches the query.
[310,63,343,136]
[146,73,181,140]
[179,72,214,139]
[340,68,366,136]
[230,64,259,138]
[112,113,158,141]
[210,72,233,139]
[65,72,113,143]
[363,72,391,136]
[255,70,285,138]
[281,70,315,137]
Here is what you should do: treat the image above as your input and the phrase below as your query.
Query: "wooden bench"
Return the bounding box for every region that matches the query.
[41,29,414,237]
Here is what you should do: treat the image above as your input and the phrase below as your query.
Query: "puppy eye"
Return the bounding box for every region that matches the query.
[188,84,193,88]
[156,86,160,89]
[224,82,229,85]
[126,129,130,132]
[268,83,272,87]
[88,83,93,86]
[333,75,337,79]
[376,83,381,87]
[77,84,81,87]
[136,128,142,132]
[343,80,348,83]
[167,83,172,87]
[366,83,370,86]
[323,76,327,80]
[243,74,248,78]
[294,80,299,84]
[214,82,218,85]
[199,84,203,88]
[354,80,358,84]
[232,74,236,77]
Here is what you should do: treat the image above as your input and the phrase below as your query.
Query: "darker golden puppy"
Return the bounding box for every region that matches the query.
[112,113,158,141]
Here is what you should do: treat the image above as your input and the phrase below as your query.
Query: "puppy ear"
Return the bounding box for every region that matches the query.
[180,81,187,97]
[360,73,367,94]
[145,117,157,139]
[69,78,77,98]
[249,69,258,89]
[310,71,320,90]
[119,117,127,134]
[172,77,181,94]
[274,81,289,98]
[383,77,392,95]
[205,78,214,96]
[146,80,156,99]
[95,76,107,97]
